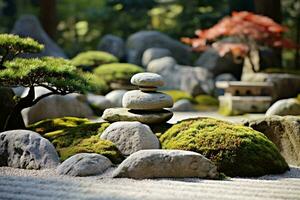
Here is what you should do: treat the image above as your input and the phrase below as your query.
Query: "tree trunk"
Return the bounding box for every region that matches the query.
[254,0,281,23]
[0,87,25,131]
[40,0,57,39]
[254,0,282,68]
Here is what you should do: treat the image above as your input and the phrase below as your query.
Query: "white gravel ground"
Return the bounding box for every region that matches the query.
[1,166,300,200]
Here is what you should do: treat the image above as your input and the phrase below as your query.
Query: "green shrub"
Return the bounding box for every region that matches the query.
[160,117,289,177]
[28,117,123,163]
[194,95,219,106]
[81,72,109,94]
[161,90,194,103]
[93,63,144,83]
[72,51,118,70]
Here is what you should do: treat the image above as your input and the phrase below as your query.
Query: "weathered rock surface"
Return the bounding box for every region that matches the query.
[131,72,164,87]
[22,87,93,125]
[112,150,219,179]
[0,130,60,169]
[97,34,125,60]
[100,122,160,155]
[148,57,214,96]
[142,48,172,67]
[127,31,192,65]
[170,99,195,112]
[102,108,173,124]
[56,153,112,176]
[242,73,300,100]
[11,15,66,58]
[266,98,300,116]
[105,90,127,107]
[122,90,173,110]
[244,116,300,166]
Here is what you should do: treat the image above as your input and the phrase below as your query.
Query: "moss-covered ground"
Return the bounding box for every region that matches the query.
[28,117,123,163]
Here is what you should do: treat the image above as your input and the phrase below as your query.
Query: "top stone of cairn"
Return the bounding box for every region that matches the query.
[131,72,164,88]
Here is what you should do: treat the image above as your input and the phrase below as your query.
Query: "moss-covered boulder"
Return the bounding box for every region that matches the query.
[93,63,144,86]
[72,51,118,71]
[28,117,123,163]
[160,117,289,177]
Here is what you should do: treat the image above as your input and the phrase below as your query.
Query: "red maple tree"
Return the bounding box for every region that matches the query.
[182,11,297,72]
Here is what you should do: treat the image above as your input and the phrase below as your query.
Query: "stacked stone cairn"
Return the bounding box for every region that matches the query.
[102,72,174,124]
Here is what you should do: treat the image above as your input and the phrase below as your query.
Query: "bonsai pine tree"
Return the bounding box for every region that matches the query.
[0,34,95,131]
[182,11,297,72]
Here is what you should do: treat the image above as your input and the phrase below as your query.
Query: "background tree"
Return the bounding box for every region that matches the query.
[0,34,95,131]
[182,11,297,72]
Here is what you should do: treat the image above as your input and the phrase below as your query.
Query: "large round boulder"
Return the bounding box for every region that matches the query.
[160,117,289,177]
[148,57,214,96]
[57,153,112,176]
[97,34,126,60]
[11,15,66,58]
[112,150,219,179]
[22,87,94,125]
[266,98,300,116]
[127,31,192,65]
[194,47,243,79]
[100,121,160,156]
[142,47,172,67]
[0,130,60,169]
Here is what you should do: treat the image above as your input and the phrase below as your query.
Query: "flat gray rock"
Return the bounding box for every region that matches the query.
[100,122,160,156]
[0,130,59,169]
[113,150,219,179]
[56,153,112,176]
[126,31,192,65]
[122,90,173,110]
[131,72,164,87]
[266,98,300,116]
[102,108,173,124]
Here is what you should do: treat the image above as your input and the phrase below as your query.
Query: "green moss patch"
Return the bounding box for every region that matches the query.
[93,63,143,84]
[194,95,219,106]
[72,51,118,70]
[59,136,124,163]
[28,117,123,163]
[160,117,289,177]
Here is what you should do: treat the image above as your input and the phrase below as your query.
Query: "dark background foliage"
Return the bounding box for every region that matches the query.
[0,0,299,67]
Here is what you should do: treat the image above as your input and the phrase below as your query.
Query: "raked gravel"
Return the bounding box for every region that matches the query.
[0,166,300,200]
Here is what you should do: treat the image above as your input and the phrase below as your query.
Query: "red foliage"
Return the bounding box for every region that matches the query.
[182,11,297,57]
